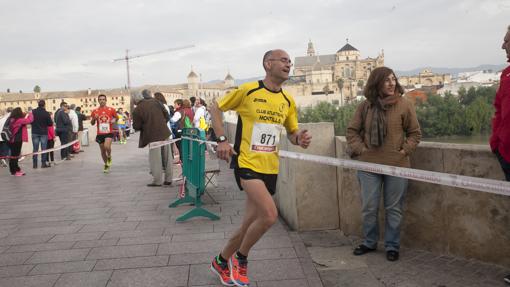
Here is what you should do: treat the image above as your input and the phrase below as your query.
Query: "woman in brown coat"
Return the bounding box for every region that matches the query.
[346,66,421,261]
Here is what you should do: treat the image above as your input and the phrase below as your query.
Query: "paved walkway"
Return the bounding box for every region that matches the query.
[0,133,508,287]
[0,134,321,287]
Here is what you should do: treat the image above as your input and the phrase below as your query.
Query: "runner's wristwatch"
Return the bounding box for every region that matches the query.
[216,135,227,143]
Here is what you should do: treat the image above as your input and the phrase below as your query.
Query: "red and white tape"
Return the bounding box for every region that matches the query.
[180,136,510,196]
[0,140,79,160]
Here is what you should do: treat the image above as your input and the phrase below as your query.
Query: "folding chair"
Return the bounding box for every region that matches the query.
[204,159,220,204]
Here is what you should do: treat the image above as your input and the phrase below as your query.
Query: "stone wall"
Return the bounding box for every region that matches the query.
[336,137,510,267]
[276,122,339,231]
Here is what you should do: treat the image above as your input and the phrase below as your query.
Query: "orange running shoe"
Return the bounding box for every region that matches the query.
[210,256,234,286]
[229,254,249,286]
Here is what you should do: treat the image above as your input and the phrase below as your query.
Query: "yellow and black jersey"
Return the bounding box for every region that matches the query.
[218,80,299,174]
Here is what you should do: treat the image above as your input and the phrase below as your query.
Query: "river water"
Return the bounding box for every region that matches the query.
[422,134,490,145]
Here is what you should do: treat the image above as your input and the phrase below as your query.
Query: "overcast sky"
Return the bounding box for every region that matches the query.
[0,0,509,92]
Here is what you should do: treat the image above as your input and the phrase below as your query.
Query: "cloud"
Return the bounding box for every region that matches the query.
[0,0,508,91]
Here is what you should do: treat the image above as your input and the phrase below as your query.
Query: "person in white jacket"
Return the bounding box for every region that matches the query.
[193,98,206,129]
[68,104,79,155]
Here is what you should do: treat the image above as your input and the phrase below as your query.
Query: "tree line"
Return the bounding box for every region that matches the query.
[298,85,497,138]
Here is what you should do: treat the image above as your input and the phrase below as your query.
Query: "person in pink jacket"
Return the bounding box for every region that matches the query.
[46,112,56,166]
[8,107,33,176]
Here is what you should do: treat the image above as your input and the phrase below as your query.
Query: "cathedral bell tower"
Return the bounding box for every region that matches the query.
[307,39,316,56]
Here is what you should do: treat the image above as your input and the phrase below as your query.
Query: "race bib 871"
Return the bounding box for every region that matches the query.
[250,123,281,152]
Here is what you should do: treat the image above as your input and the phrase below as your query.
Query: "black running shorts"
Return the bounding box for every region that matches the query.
[234,168,278,195]
[95,133,113,144]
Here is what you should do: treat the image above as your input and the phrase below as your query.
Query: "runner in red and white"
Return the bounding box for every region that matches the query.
[90,94,117,173]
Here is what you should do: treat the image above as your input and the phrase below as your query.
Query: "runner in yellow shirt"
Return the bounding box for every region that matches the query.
[209,49,312,286]
[116,108,127,144]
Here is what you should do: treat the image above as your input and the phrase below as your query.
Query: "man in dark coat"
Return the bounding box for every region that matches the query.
[31,100,53,168]
[132,90,173,186]
[55,102,72,160]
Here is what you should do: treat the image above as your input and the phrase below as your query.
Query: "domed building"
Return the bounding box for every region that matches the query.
[290,39,384,101]
[224,72,235,88]
[187,67,199,90]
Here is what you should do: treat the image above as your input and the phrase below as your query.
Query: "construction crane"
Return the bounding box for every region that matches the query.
[112,44,195,90]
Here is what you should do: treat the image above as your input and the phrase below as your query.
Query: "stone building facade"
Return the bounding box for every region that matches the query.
[286,40,384,103]
[0,69,236,115]
[398,69,451,88]
[0,89,131,116]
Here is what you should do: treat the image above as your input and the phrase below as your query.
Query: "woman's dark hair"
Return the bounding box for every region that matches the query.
[10,107,24,119]
[182,99,191,108]
[154,92,167,104]
[363,66,404,103]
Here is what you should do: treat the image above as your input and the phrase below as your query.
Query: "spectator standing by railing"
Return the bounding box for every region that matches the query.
[55,102,72,161]
[8,107,33,176]
[170,99,183,158]
[76,106,86,152]
[193,97,206,129]
[132,90,172,187]
[346,66,421,262]
[489,25,510,286]
[46,112,56,166]
[0,107,12,167]
[68,104,79,155]
[31,100,52,168]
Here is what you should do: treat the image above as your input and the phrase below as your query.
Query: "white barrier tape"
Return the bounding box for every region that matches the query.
[181,136,510,196]
[180,136,216,146]
[0,140,79,160]
[279,151,510,197]
[148,138,181,150]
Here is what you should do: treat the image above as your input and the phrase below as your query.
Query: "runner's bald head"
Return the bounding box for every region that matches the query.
[263,50,273,71]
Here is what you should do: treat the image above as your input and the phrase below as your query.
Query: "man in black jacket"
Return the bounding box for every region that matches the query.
[31,100,53,168]
[55,102,72,160]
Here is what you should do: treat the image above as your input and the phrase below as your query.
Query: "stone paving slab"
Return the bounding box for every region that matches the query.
[93,255,169,270]
[53,271,112,287]
[0,274,59,287]
[86,244,158,260]
[73,239,119,249]
[26,248,90,264]
[107,266,189,287]
[29,260,96,275]
[49,232,104,243]
[0,265,34,278]
[0,252,33,266]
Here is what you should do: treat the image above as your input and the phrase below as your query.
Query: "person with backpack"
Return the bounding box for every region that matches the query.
[8,107,34,176]
[0,107,12,167]
[180,99,194,129]
[170,99,183,158]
